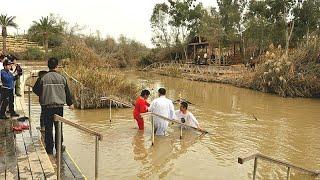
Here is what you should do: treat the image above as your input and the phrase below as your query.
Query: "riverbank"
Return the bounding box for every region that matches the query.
[149,45,320,98]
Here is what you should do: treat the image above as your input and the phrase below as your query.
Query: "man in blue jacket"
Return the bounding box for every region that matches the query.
[0,59,19,119]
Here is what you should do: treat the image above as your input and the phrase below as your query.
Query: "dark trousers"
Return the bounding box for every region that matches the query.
[43,107,64,154]
[0,88,14,116]
[40,105,45,128]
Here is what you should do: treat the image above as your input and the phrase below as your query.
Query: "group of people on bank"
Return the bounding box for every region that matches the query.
[0,54,22,119]
[133,88,201,135]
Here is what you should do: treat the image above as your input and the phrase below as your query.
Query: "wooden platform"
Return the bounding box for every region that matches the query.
[0,66,86,180]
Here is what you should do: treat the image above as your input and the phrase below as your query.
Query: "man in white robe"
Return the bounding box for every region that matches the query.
[149,88,175,136]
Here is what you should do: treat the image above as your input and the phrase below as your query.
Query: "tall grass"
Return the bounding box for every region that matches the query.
[246,43,320,97]
[59,36,139,108]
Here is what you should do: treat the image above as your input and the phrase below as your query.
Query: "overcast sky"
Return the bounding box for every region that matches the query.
[2,0,217,47]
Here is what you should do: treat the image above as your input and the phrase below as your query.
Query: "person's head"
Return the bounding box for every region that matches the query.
[158,88,166,97]
[48,57,59,70]
[3,59,14,70]
[180,101,188,113]
[140,89,150,99]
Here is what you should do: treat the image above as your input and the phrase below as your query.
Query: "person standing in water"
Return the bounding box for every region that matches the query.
[149,88,175,136]
[133,89,150,130]
[175,101,201,129]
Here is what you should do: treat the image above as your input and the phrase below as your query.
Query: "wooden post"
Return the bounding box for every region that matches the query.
[286,167,291,180]
[253,157,258,180]
[80,85,84,110]
[109,100,112,122]
[193,44,196,60]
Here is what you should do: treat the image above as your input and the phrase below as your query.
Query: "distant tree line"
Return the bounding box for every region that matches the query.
[149,0,320,63]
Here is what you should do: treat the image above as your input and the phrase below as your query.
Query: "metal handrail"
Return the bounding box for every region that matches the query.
[25,80,102,180]
[100,96,133,122]
[54,115,103,180]
[141,112,209,145]
[238,153,320,180]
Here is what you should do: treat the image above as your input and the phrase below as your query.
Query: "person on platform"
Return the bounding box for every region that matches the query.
[175,101,201,129]
[0,59,20,119]
[33,57,74,154]
[9,55,23,96]
[148,88,175,136]
[133,89,150,130]
[33,70,48,132]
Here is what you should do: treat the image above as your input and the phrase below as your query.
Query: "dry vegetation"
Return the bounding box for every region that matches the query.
[245,43,320,97]
[59,36,138,108]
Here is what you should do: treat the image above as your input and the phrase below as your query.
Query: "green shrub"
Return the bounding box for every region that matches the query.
[23,47,44,60]
[138,54,153,67]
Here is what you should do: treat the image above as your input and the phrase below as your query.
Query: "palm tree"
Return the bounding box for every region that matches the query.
[0,14,17,54]
[30,16,61,58]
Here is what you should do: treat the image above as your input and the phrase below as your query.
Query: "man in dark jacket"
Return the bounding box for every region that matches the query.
[0,59,20,119]
[33,57,74,154]
[33,70,48,132]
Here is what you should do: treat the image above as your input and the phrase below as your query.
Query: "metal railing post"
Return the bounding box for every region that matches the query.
[57,121,62,180]
[287,167,291,180]
[151,116,154,146]
[80,85,84,110]
[109,100,112,122]
[28,86,31,119]
[95,136,99,180]
[253,157,258,180]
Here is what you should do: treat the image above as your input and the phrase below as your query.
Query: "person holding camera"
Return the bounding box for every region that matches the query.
[0,59,20,119]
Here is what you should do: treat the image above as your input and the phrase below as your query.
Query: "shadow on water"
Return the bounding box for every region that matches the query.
[27,71,320,179]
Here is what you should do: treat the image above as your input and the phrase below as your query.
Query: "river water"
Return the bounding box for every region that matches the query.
[28,71,320,179]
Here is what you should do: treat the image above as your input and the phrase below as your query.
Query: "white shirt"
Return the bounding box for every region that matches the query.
[175,110,199,128]
[149,96,175,135]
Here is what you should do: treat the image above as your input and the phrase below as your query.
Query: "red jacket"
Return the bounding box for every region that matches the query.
[133,96,150,120]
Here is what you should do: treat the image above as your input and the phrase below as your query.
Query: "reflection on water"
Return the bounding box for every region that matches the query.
[28,71,320,179]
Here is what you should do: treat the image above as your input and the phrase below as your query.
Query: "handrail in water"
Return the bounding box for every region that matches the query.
[238,153,320,180]
[141,112,208,134]
[53,115,102,180]
[141,112,209,145]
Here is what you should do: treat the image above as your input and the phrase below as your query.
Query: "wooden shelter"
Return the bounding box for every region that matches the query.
[188,36,209,60]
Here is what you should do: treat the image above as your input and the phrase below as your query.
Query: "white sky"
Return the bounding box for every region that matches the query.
[1,0,217,47]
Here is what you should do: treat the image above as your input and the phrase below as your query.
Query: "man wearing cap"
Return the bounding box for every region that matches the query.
[0,59,19,119]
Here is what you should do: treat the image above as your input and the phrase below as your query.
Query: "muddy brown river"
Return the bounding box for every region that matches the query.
[28,71,320,179]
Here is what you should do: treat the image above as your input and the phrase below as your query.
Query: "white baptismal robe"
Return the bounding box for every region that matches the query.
[149,96,175,135]
[175,110,199,128]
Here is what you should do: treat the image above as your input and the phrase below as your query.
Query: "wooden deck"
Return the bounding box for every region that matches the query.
[0,66,86,180]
